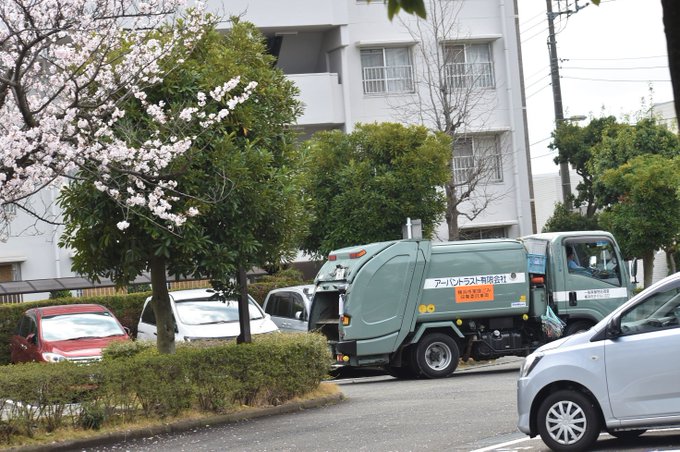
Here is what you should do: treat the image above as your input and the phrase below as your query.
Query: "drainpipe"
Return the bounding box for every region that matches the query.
[499,0,528,236]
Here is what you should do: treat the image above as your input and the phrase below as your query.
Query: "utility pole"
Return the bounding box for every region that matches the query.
[546,0,588,203]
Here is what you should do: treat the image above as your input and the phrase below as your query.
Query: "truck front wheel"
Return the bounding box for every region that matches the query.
[415,333,459,378]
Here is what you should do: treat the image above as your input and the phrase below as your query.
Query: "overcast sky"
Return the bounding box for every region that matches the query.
[517,0,673,175]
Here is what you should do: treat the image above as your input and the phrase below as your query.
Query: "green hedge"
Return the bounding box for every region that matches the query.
[0,333,330,445]
[248,268,310,304]
[0,269,314,364]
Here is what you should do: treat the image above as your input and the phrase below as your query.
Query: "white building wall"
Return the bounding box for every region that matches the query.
[0,0,534,294]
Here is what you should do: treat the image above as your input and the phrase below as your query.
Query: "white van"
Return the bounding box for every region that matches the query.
[517,272,680,451]
[262,285,315,333]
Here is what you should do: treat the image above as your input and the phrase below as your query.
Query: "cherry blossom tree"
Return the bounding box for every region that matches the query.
[0,0,255,238]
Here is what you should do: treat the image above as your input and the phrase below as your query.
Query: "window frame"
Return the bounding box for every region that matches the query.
[360,46,415,95]
[452,135,503,185]
[442,42,495,89]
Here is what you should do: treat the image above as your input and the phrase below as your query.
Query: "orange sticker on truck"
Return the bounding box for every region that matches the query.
[455,284,494,303]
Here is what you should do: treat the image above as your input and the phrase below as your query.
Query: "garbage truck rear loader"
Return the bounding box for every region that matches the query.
[309,231,632,379]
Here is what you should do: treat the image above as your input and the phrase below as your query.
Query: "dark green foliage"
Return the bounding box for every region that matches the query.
[0,333,330,444]
[248,268,307,304]
[542,202,600,233]
[58,19,307,352]
[49,290,72,299]
[302,123,451,257]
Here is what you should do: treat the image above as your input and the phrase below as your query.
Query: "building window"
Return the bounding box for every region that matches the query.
[360,47,414,94]
[443,43,495,89]
[0,263,22,304]
[453,136,502,184]
[460,227,507,240]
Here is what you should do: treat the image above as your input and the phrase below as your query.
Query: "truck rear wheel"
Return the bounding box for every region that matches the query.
[415,333,459,378]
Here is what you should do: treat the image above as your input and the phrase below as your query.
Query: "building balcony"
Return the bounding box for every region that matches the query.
[207,0,347,30]
[288,73,345,127]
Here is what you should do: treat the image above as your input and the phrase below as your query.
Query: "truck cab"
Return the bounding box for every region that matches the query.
[527,231,632,334]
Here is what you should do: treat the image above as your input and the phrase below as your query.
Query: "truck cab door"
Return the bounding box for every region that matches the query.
[554,237,629,322]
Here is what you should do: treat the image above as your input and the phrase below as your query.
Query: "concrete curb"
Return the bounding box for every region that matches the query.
[8,392,345,452]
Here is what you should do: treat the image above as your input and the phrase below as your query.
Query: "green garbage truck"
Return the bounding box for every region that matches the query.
[309,231,633,378]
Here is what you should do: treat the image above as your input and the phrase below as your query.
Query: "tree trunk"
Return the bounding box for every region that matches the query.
[236,265,252,344]
[444,181,460,241]
[661,0,680,121]
[642,249,655,289]
[666,249,677,275]
[150,256,175,354]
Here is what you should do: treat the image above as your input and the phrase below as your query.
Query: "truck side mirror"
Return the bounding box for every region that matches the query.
[26,333,37,344]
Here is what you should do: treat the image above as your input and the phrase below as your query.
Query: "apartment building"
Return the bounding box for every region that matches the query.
[0,0,535,300]
[213,0,535,240]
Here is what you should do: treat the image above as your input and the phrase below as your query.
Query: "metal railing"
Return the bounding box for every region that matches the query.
[444,62,495,89]
[362,65,414,94]
[453,154,502,184]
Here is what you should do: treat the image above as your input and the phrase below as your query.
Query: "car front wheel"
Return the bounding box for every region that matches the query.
[536,389,602,452]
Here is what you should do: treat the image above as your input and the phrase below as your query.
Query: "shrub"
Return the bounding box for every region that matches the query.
[0,332,331,445]
[248,268,308,304]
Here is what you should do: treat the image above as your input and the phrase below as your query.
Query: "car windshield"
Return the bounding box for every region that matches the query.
[174,298,264,326]
[41,312,126,341]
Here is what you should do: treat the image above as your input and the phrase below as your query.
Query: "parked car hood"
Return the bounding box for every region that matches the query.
[48,336,128,357]
[178,316,278,340]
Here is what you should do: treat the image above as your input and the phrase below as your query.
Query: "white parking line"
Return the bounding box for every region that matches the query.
[471,428,680,452]
[469,436,533,452]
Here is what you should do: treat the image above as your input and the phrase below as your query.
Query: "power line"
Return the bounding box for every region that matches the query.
[531,150,557,160]
[561,65,669,71]
[561,55,668,61]
[520,11,545,28]
[521,26,549,44]
[526,83,551,99]
[562,76,671,83]
[525,74,551,90]
[530,136,552,147]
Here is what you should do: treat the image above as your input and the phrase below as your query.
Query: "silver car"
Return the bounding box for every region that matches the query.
[262,285,315,333]
[517,272,680,451]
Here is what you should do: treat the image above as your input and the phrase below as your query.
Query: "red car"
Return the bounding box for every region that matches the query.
[10,304,130,364]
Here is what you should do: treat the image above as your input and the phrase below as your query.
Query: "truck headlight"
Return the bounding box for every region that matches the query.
[520,352,543,378]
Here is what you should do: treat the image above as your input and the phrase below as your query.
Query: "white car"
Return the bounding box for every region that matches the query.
[517,272,680,451]
[137,289,279,342]
[262,284,315,333]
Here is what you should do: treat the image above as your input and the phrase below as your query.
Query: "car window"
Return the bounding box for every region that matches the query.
[16,315,31,336]
[564,240,622,286]
[174,298,263,326]
[620,286,680,336]
[141,301,156,325]
[291,294,306,318]
[269,294,294,318]
[41,312,126,341]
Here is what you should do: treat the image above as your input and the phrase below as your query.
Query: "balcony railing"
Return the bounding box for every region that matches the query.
[453,154,502,184]
[444,62,495,90]
[362,65,414,94]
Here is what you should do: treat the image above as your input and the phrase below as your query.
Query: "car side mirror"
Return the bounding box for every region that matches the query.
[605,316,622,339]
[295,310,303,320]
[26,333,37,344]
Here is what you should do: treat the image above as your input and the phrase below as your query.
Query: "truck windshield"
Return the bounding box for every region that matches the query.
[565,240,622,286]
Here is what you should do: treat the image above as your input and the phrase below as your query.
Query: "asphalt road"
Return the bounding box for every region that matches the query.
[86,358,680,452]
